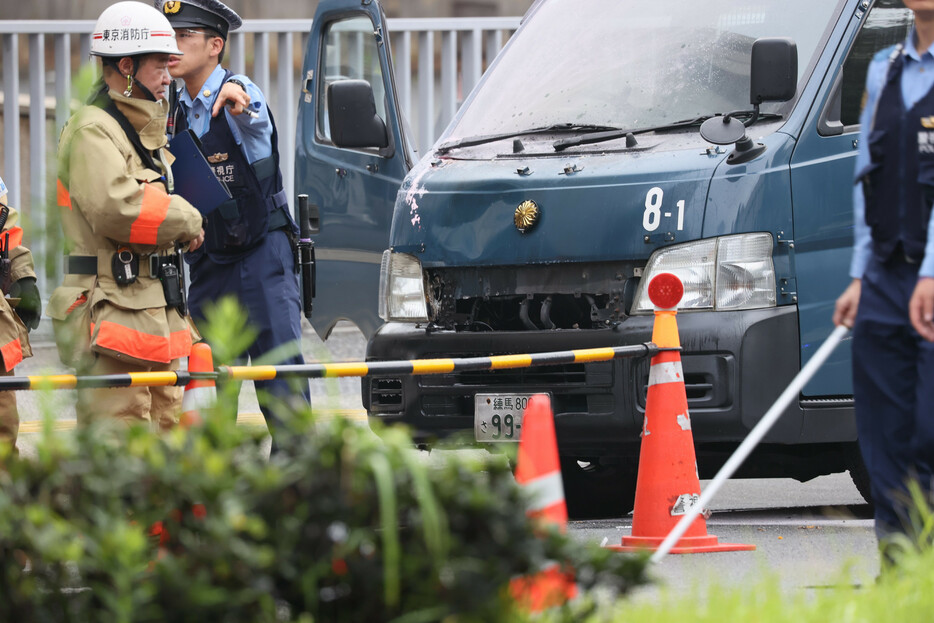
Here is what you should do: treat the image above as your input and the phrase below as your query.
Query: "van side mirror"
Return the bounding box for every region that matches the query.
[327,80,389,149]
[750,37,797,105]
[699,37,798,165]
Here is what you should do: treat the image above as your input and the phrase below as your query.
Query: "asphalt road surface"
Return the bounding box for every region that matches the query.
[14,319,878,601]
[578,473,876,604]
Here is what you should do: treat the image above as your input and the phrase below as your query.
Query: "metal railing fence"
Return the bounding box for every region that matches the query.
[0,16,520,294]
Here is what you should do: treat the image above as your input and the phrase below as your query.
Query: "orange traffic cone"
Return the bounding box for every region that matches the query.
[609,274,754,554]
[180,342,216,428]
[514,394,568,529]
[509,394,579,611]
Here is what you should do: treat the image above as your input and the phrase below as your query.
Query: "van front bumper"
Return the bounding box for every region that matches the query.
[363,305,856,455]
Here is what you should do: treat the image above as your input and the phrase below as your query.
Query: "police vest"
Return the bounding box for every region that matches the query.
[176,70,296,264]
[859,46,934,263]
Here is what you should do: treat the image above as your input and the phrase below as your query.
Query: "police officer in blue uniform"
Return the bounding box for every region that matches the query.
[155,0,310,446]
[835,0,934,561]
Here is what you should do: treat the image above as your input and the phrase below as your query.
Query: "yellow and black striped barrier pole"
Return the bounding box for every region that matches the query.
[0,342,663,390]
[218,342,662,381]
[0,371,191,391]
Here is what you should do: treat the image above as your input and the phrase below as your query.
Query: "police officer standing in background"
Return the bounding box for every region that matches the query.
[834,0,934,563]
[155,0,310,447]
[0,175,41,456]
[50,1,205,430]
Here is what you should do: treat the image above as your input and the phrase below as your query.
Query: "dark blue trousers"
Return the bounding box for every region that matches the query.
[852,255,934,541]
[188,229,311,447]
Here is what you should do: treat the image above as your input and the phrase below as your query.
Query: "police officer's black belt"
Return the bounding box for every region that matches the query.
[66,254,167,278]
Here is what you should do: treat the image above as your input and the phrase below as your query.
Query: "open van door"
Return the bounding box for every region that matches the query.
[295,0,413,339]
[791,1,912,399]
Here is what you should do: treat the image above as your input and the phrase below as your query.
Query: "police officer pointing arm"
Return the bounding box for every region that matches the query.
[155,0,310,450]
[833,0,934,566]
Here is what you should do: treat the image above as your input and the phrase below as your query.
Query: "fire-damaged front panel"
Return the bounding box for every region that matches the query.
[425,261,644,331]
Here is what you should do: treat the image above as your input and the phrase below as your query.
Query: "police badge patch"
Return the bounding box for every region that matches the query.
[163,1,181,14]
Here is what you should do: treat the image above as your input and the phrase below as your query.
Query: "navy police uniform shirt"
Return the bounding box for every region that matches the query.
[852,29,934,280]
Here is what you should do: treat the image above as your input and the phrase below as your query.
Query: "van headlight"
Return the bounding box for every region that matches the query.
[631,233,776,313]
[379,251,429,322]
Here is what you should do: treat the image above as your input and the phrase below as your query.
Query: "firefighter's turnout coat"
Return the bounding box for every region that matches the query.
[0,209,36,449]
[50,89,203,370]
[0,208,35,373]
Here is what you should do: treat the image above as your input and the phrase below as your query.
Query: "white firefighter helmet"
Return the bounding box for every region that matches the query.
[91,1,182,58]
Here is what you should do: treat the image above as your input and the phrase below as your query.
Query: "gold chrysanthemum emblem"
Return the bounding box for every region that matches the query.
[514,200,539,233]
[164,2,181,15]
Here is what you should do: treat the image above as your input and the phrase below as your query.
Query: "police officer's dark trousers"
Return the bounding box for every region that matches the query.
[188,229,310,450]
[853,254,934,541]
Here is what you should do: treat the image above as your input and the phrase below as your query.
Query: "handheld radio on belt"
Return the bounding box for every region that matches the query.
[154,244,188,317]
[297,194,316,319]
[175,241,188,317]
[167,79,178,139]
[0,203,11,293]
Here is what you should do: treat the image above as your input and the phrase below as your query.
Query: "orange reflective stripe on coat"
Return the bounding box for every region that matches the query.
[0,337,22,371]
[95,320,191,363]
[129,183,171,245]
[56,179,72,209]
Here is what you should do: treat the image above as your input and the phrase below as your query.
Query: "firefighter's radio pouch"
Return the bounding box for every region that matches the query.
[160,261,183,310]
[112,247,138,285]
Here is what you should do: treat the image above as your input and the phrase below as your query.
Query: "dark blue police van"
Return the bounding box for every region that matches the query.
[295,0,912,517]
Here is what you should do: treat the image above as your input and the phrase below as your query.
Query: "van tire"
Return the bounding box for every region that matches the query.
[560,458,638,520]
[847,443,873,507]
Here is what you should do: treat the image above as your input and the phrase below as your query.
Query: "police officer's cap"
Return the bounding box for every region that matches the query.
[154,0,242,40]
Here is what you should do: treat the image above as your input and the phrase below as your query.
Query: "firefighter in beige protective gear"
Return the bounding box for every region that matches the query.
[0,175,40,455]
[49,1,205,430]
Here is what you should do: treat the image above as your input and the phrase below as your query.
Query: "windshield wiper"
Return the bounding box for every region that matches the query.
[553,112,783,152]
[436,123,621,154]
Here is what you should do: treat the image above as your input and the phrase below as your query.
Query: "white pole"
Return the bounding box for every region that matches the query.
[649,324,851,564]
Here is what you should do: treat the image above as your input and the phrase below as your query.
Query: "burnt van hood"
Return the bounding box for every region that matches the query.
[391,145,730,266]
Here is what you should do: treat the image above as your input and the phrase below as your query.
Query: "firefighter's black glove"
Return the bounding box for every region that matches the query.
[9,277,41,331]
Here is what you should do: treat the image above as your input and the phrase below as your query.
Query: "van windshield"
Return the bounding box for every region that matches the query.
[447,0,845,143]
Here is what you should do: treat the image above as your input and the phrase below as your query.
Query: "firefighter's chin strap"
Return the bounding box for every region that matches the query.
[102,56,159,102]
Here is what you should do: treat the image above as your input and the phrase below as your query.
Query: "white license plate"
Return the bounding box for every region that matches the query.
[474,393,542,442]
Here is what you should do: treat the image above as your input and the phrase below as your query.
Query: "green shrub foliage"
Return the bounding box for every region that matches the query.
[0,406,647,622]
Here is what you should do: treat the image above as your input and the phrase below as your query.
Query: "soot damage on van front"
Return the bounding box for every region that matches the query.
[425,261,640,331]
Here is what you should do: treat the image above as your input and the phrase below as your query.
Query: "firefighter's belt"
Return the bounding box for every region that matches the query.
[66,254,165,278]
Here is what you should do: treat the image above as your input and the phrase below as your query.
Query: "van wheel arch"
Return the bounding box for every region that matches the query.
[559,457,638,520]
